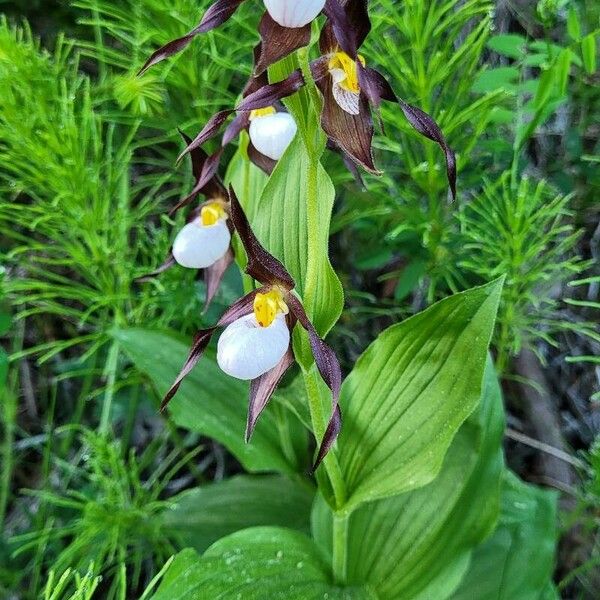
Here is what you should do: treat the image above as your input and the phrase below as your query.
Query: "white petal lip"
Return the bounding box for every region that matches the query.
[172,220,231,269]
[217,314,290,380]
[248,112,297,160]
[263,0,326,28]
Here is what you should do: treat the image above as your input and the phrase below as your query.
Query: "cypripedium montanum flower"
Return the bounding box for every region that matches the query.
[137,131,234,310]
[309,0,456,198]
[138,0,349,77]
[170,70,305,208]
[160,186,342,471]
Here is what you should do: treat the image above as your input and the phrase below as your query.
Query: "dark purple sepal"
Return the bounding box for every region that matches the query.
[314,69,379,174]
[204,247,234,312]
[322,0,370,57]
[285,294,343,471]
[327,139,366,189]
[222,113,250,146]
[160,288,260,412]
[178,110,234,162]
[357,65,457,200]
[255,13,311,75]
[247,142,276,175]
[228,186,296,289]
[235,69,305,112]
[138,0,247,75]
[246,346,295,442]
[399,101,457,201]
[179,129,227,200]
[170,149,225,216]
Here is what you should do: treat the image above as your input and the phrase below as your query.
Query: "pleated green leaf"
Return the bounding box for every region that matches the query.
[225,134,269,224]
[116,328,300,475]
[313,359,505,599]
[250,135,344,337]
[160,475,315,553]
[149,529,375,600]
[337,278,504,511]
[451,471,559,600]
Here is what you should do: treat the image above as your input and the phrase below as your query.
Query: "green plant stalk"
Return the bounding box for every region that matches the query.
[0,319,25,527]
[295,44,350,585]
[99,340,120,436]
[0,389,16,527]
[332,512,349,584]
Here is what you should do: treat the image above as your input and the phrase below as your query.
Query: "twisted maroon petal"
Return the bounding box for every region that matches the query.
[138,0,247,75]
[357,64,457,200]
[179,129,227,200]
[286,294,342,471]
[228,186,296,289]
[204,247,234,312]
[247,142,276,175]
[246,347,295,442]
[170,149,225,216]
[322,0,370,58]
[160,288,260,412]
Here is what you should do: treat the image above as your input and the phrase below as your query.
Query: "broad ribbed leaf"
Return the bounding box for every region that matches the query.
[451,471,559,600]
[337,278,503,511]
[149,529,374,600]
[252,135,344,337]
[116,328,299,474]
[160,475,314,553]
[225,135,269,224]
[312,359,505,599]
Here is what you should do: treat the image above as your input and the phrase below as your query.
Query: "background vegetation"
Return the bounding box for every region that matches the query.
[0,0,598,598]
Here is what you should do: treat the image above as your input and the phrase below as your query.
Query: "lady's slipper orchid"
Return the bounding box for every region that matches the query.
[137,131,234,310]
[172,202,231,269]
[309,0,457,198]
[138,0,350,77]
[170,71,304,209]
[160,187,342,471]
[248,107,298,160]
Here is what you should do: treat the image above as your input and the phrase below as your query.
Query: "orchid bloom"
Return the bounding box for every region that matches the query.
[160,187,342,471]
[139,0,345,77]
[137,131,234,310]
[170,69,305,212]
[309,0,456,198]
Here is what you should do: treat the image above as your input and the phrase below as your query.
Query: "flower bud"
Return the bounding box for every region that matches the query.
[217,314,290,380]
[249,110,297,160]
[172,218,231,269]
[263,0,326,28]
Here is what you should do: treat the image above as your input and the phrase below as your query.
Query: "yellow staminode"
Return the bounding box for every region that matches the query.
[200,202,227,227]
[328,52,366,93]
[253,289,289,328]
[249,106,277,120]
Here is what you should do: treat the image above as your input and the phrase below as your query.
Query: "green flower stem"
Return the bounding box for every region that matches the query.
[296,41,350,587]
[303,368,346,509]
[332,512,349,584]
